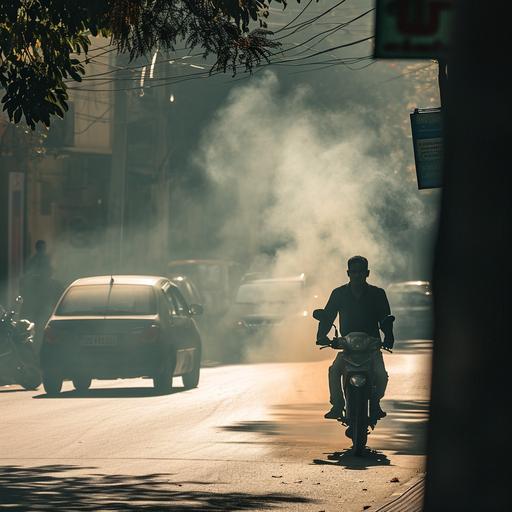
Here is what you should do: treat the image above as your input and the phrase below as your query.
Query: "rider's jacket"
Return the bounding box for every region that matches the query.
[317,283,391,339]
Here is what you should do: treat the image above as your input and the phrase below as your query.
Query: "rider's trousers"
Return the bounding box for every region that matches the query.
[328,351,388,411]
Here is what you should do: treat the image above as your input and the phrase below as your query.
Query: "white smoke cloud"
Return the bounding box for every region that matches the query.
[194,71,438,362]
[198,71,433,289]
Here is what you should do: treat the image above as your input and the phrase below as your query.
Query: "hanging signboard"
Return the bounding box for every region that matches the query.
[410,107,443,189]
[374,0,453,59]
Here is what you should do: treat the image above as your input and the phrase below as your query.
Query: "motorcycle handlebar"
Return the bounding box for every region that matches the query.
[317,336,393,353]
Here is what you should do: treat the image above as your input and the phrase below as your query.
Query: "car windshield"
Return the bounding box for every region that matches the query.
[56,284,157,316]
[388,289,432,307]
[169,263,224,291]
[235,282,303,305]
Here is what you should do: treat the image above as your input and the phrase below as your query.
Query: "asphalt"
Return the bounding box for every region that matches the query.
[0,339,431,511]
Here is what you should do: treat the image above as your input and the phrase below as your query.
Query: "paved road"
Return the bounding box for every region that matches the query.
[0,339,431,511]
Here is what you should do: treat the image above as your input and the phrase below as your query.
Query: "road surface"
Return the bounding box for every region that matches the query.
[0,339,431,511]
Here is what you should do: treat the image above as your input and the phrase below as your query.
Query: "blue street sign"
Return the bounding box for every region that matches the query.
[410,107,443,189]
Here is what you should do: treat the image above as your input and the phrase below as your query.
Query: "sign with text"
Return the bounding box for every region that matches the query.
[410,107,443,189]
[374,0,453,59]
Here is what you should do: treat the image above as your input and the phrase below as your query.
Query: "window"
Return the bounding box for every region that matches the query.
[57,284,156,316]
[235,282,303,305]
[167,287,189,315]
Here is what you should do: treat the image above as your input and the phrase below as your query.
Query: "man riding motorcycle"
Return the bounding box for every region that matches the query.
[316,255,395,424]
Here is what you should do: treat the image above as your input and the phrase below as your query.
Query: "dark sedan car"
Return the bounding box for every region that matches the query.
[386,280,434,340]
[40,275,203,395]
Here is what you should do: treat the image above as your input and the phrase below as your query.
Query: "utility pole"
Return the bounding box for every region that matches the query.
[108,55,128,272]
[437,57,448,109]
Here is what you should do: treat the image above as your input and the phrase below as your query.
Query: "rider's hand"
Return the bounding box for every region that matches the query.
[316,336,330,346]
[383,335,394,350]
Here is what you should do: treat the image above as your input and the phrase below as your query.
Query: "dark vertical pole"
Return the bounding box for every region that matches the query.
[437,57,448,110]
[108,56,128,272]
[425,3,512,510]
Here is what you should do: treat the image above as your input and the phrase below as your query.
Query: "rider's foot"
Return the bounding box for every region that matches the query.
[370,403,387,423]
[324,407,343,420]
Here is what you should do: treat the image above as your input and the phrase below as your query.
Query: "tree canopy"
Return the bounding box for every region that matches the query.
[0,0,290,128]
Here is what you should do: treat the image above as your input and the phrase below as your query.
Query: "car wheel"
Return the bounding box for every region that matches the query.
[72,376,92,393]
[43,372,63,396]
[153,355,174,393]
[182,349,201,389]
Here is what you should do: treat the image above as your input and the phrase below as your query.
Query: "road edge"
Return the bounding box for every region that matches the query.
[373,473,425,512]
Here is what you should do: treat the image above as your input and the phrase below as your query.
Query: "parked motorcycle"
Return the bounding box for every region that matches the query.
[0,296,42,390]
[313,308,393,455]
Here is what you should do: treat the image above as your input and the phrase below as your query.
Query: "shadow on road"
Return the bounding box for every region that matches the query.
[33,385,190,399]
[220,421,281,437]
[0,465,314,511]
[313,449,391,470]
[370,399,429,455]
[0,388,31,393]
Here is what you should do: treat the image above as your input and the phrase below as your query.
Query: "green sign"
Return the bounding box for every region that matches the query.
[374,0,453,59]
[410,107,443,189]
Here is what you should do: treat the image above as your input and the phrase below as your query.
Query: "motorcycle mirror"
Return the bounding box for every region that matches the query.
[312,309,326,321]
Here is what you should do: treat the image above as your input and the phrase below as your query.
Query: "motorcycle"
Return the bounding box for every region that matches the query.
[0,296,42,390]
[313,308,393,455]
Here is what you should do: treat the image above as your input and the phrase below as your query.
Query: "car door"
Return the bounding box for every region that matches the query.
[163,284,196,375]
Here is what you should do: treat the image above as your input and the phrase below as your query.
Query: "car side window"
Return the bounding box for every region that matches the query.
[162,288,177,316]
[168,287,189,316]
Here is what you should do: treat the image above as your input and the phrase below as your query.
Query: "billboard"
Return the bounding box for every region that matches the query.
[374,0,453,59]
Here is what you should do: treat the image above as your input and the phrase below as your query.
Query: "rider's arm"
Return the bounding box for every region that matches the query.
[316,289,339,340]
[377,289,395,347]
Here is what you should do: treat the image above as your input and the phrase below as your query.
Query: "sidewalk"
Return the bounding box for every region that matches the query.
[375,475,425,512]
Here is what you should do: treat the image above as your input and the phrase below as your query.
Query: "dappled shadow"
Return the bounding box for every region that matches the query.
[0,465,314,511]
[219,399,429,457]
[219,421,281,436]
[33,385,189,399]
[369,399,429,455]
[313,449,391,470]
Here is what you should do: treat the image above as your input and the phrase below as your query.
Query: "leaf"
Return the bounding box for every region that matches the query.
[13,107,22,123]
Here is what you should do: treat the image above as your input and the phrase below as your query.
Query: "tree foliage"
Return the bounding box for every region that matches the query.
[0,0,288,128]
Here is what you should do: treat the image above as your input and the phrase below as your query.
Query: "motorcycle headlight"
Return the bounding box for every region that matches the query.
[349,375,367,387]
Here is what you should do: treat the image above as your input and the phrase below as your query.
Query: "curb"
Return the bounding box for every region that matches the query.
[373,474,425,512]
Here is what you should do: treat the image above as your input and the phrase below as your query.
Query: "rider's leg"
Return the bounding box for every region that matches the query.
[325,353,345,418]
[370,351,389,420]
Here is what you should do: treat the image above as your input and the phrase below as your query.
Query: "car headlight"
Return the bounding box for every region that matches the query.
[349,375,367,387]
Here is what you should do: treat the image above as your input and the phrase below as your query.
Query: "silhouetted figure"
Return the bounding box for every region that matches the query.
[316,255,395,423]
[21,240,60,351]
[25,240,53,279]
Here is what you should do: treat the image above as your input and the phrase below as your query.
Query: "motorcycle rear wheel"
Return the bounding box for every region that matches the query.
[18,366,42,390]
[17,344,42,390]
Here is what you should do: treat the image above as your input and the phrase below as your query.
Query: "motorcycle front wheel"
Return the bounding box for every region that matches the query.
[348,386,368,456]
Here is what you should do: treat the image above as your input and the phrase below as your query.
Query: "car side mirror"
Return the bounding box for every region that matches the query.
[312,308,326,321]
[189,303,204,316]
